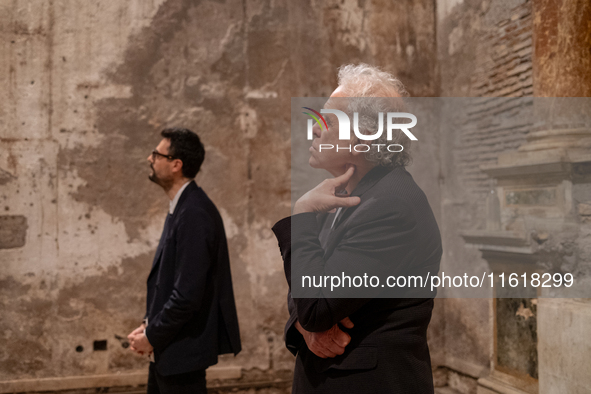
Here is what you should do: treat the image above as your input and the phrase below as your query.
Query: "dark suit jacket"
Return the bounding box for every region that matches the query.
[272,166,442,393]
[145,181,241,376]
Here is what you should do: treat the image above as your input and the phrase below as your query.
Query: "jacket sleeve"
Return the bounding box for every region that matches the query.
[271,217,303,355]
[288,199,419,333]
[145,207,214,352]
[272,215,370,349]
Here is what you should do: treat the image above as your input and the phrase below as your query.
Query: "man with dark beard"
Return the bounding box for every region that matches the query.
[127,128,241,394]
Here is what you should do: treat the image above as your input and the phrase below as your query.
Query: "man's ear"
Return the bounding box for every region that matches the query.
[171,158,184,175]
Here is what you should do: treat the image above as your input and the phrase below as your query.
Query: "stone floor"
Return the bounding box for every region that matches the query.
[24,368,462,394]
[29,385,291,394]
[33,383,461,394]
[29,382,463,394]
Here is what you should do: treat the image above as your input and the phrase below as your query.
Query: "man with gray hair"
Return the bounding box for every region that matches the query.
[272,64,441,392]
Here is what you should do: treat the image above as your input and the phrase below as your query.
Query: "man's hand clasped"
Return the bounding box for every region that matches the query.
[127,324,154,357]
[295,317,355,358]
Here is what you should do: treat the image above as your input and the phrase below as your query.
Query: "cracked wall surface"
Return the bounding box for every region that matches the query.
[436,0,536,379]
[0,0,439,383]
[436,0,591,393]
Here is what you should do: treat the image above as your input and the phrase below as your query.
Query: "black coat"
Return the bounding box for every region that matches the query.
[272,166,442,393]
[145,181,241,376]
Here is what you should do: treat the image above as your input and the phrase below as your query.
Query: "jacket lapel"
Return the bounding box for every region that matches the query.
[171,180,197,220]
[150,214,171,268]
[148,213,172,280]
[147,181,198,279]
[334,166,391,227]
[323,166,393,255]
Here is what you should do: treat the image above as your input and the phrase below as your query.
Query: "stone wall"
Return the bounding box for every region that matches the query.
[437,0,591,393]
[436,0,536,389]
[0,0,438,391]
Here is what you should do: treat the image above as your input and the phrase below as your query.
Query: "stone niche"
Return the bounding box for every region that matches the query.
[462,99,591,394]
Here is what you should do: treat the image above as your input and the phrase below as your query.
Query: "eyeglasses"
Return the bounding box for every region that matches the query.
[151,149,175,161]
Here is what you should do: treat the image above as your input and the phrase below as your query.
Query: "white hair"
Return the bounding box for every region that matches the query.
[335,64,412,168]
[337,63,409,98]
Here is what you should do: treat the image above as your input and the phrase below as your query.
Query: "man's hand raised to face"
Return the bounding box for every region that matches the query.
[295,317,355,358]
[293,166,361,215]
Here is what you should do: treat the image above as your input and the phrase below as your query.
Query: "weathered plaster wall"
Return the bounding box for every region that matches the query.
[532,0,591,97]
[436,0,535,389]
[1,0,172,379]
[0,0,439,388]
[437,1,591,394]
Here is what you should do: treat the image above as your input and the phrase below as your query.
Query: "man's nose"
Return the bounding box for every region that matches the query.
[147,154,153,163]
[312,124,322,139]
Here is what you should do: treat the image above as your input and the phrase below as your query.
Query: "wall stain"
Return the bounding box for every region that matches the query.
[0,253,151,379]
